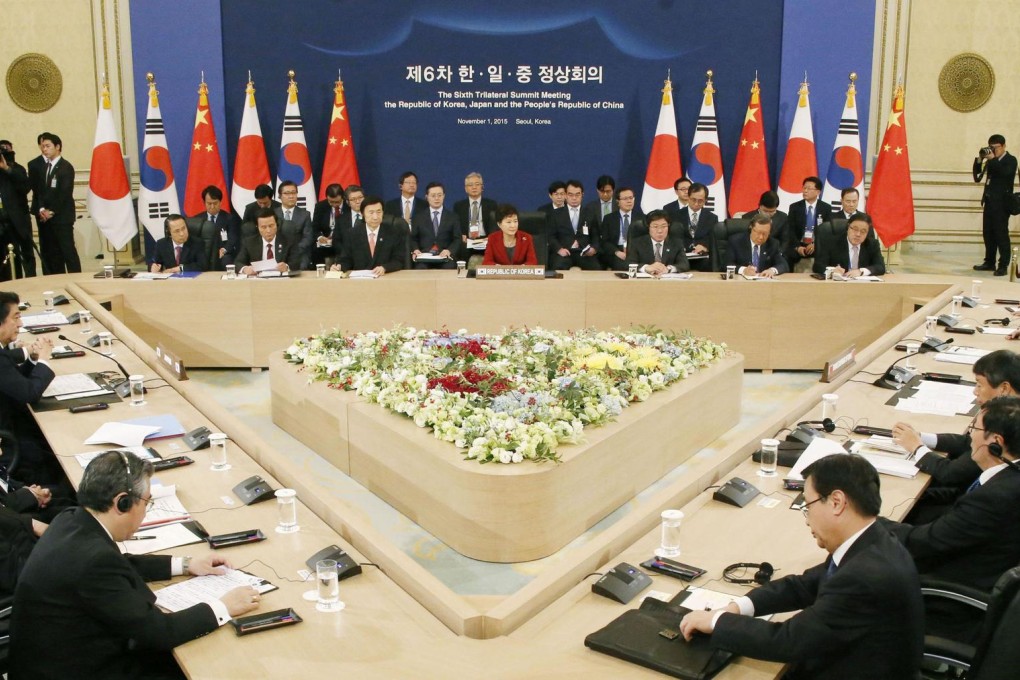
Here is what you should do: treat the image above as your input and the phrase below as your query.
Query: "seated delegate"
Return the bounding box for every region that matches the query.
[482,204,537,266]
[726,213,789,278]
[626,210,688,276]
[149,214,207,274]
[812,214,886,277]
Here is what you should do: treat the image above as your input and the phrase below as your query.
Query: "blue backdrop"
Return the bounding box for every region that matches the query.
[130,0,875,213]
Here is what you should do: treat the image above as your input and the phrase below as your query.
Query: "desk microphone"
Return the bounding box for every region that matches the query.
[57,334,139,398]
[873,353,920,391]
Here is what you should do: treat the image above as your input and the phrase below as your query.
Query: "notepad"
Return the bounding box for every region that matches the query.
[154,569,277,613]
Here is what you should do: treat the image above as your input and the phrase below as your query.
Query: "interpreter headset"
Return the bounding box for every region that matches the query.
[723,562,774,585]
[116,450,137,513]
[796,418,836,433]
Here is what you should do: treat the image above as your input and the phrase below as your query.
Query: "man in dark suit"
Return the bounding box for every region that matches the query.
[335,196,405,275]
[883,396,1020,641]
[235,208,299,275]
[28,132,80,274]
[453,172,497,260]
[311,183,345,267]
[582,174,616,229]
[275,180,313,270]
[330,184,366,251]
[186,185,238,271]
[0,140,36,277]
[728,213,789,278]
[10,450,260,680]
[893,350,1020,520]
[812,215,886,277]
[537,180,566,217]
[663,176,691,225]
[785,176,832,269]
[240,184,280,231]
[831,187,865,222]
[148,214,207,273]
[742,191,789,253]
[384,171,427,223]
[973,134,1017,275]
[599,187,644,271]
[673,182,717,272]
[548,179,602,270]
[410,182,460,269]
[627,210,688,275]
[680,454,923,680]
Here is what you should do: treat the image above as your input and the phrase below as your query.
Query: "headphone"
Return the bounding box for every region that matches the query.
[723,561,774,585]
[984,317,1011,326]
[797,418,836,433]
[115,451,136,513]
[989,442,1004,459]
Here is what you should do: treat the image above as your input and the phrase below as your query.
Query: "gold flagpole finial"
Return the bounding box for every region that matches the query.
[287,70,298,102]
[703,70,715,104]
[146,72,158,107]
[100,73,111,109]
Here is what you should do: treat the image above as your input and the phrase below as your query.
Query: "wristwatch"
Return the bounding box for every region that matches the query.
[182,556,192,574]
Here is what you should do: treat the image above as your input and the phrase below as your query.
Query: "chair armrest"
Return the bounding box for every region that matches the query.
[923,634,975,671]
[921,577,990,612]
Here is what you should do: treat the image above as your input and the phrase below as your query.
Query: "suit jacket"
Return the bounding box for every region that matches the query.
[28,156,75,225]
[384,196,427,221]
[547,205,599,254]
[10,508,218,680]
[482,231,537,265]
[241,198,281,226]
[339,222,406,273]
[727,235,790,274]
[186,211,240,270]
[233,231,300,271]
[330,210,367,254]
[275,206,313,270]
[453,197,498,237]
[663,199,686,226]
[0,162,32,241]
[626,235,689,271]
[812,235,886,276]
[409,207,461,253]
[741,209,790,253]
[884,466,1020,592]
[148,237,207,272]
[786,199,832,263]
[673,206,718,252]
[599,210,645,261]
[582,198,616,228]
[916,433,981,487]
[0,349,54,435]
[712,523,923,680]
[974,152,1018,206]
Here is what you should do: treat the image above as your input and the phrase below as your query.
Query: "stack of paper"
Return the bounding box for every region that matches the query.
[42,373,110,399]
[894,380,975,417]
[349,270,379,279]
[121,522,205,555]
[789,437,918,479]
[154,569,277,612]
[22,311,69,326]
[935,346,991,366]
[140,484,191,528]
[75,446,160,468]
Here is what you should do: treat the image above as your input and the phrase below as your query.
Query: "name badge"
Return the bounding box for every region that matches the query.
[581,224,589,236]
[220,228,227,241]
[50,178,57,188]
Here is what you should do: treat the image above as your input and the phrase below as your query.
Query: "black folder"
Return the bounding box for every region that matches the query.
[584,597,734,680]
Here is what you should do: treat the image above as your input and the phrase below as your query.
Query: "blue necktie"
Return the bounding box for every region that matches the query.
[806,205,814,228]
[621,214,629,243]
[752,245,760,269]
[966,478,982,494]
[824,558,837,580]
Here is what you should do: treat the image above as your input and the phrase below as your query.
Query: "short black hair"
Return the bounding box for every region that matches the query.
[202,185,223,201]
[164,214,186,236]
[254,184,274,200]
[758,191,779,209]
[840,187,859,199]
[803,453,881,517]
[989,134,1006,146]
[38,132,62,148]
[360,195,384,212]
[673,177,692,191]
[547,180,566,194]
[425,181,445,194]
[847,214,873,231]
[803,176,823,190]
[495,203,519,222]
[399,171,418,185]
[749,213,772,229]
[325,183,344,199]
[78,450,153,513]
[565,179,584,193]
[974,350,1020,391]
[981,396,1020,457]
[278,180,297,196]
[0,291,20,324]
[688,182,709,198]
[615,186,635,200]
[596,175,616,191]
[645,209,670,227]
[254,207,278,225]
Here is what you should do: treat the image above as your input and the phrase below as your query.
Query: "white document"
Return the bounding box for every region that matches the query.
[857,452,920,479]
[935,346,991,366]
[154,569,277,613]
[120,522,204,555]
[250,257,278,272]
[979,326,1013,335]
[85,423,162,448]
[660,273,694,280]
[42,373,103,398]
[132,272,172,280]
[788,438,847,479]
[140,484,191,528]
[22,311,69,326]
[75,446,159,468]
[466,238,487,251]
[894,398,966,417]
[414,253,448,262]
[851,436,909,457]
[348,270,379,279]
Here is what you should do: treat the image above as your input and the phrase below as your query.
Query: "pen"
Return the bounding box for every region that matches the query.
[127,535,157,540]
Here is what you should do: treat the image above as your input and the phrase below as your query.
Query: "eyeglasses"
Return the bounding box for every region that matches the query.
[966,420,985,436]
[799,495,824,515]
[134,493,155,511]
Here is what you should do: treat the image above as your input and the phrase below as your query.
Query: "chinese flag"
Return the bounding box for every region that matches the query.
[319,77,361,198]
[868,84,914,247]
[183,79,230,216]
[728,78,770,217]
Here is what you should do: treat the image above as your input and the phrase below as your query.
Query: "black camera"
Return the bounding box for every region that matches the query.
[0,150,13,164]
[981,146,993,157]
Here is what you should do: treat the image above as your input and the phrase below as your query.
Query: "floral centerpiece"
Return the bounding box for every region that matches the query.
[285,327,727,464]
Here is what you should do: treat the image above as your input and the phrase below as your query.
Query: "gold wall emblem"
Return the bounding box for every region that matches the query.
[5,53,63,113]
[938,53,994,113]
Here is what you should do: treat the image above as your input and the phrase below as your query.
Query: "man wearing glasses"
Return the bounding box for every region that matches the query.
[973,134,1017,276]
[275,180,313,270]
[10,450,262,679]
[680,455,923,679]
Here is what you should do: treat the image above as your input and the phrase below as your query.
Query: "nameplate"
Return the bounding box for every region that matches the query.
[475,266,545,280]
[821,344,856,383]
[155,343,189,381]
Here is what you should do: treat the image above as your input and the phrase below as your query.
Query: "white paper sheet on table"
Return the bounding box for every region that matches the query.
[250,258,278,272]
[935,347,991,366]
[119,522,204,555]
[75,446,160,468]
[348,270,379,279]
[154,569,277,612]
[42,373,104,398]
[21,311,69,326]
[979,326,1013,335]
[85,423,162,448]
[140,484,190,528]
[789,437,918,479]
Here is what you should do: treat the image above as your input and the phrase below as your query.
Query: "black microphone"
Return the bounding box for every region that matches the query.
[873,352,921,390]
[57,334,138,398]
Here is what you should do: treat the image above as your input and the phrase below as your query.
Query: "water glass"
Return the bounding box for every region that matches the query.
[824,266,835,280]
[456,260,467,277]
[657,509,684,558]
[208,433,230,471]
[129,374,146,406]
[42,291,54,312]
[758,438,779,477]
[225,264,236,280]
[924,315,938,339]
[275,488,299,533]
[315,264,325,278]
[98,331,114,356]
[725,265,735,280]
[628,263,638,279]
[904,342,920,370]
[971,279,982,301]
[315,559,344,612]
[79,309,92,334]
[950,295,963,318]
[103,265,114,279]
[821,393,839,421]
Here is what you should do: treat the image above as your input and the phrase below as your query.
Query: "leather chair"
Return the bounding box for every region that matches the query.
[710,218,750,272]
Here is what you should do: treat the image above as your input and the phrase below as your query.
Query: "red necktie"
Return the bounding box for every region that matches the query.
[266,242,273,260]
[174,245,181,266]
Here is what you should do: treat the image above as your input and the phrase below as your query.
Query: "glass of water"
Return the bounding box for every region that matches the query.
[42,291,55,312]
[208,433,230,471]
[275,488,299,533]
[129,375,146,406]
[98,332,114,356]
[657,509,684,558]
[79,309,92,334]
[759,438,779,477]
[316,559,344,612]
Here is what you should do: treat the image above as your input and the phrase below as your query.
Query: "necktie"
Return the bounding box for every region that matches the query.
[570,208,578,231]
[752,245,760,269]
[266,242,273,260]
[403,200,411,222]
[824,558,837,581]
[806,205,814,228]
[432,210,440,237]
[174,245,182,266]
[850,245,860,270]
[621,214,630,243]
[209,213,216,225]
[331,207,339,227]
[470,201,479,225]
[967,478,982,494]
[369,231,377,257]
[603,202,611,217]
[285,209,292,222]
[45,161,54,185]
[654,241,663,263]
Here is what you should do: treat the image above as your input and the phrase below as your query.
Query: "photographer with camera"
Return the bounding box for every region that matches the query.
[0,143,32,281]
[973,134,1018,276]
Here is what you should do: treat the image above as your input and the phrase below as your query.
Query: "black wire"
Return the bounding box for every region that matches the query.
[582,572,604,581]
[359,562,379,569]
[235,558,310,584]
[703,484,721,492]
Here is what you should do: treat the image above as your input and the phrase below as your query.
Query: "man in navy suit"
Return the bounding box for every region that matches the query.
[28,132,80,274]
[187,185,239,271]
[728,214,789,278]
[235,208,299,275]
[673,182,717,272]
[384,171,427,223]
[537,180,566,217]
[311,183,346,267]
[275,180,313,270]
[410,182,460,269]
[599,187,645,270]
[330,185,366,252]
[240,184,280,236]
[149,215,206,273]
[627,210,688,275]
[335,196,405,276]
[453,172,498,260]
[812,215,885,277]
[680,454,923,679]
[973,134,1018,275]
[548,179,602,270]
[741,191,789,254]
[10,450,261,680]
[785,176,832,269]
[663,176,692,226]
[582,174,616,229]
